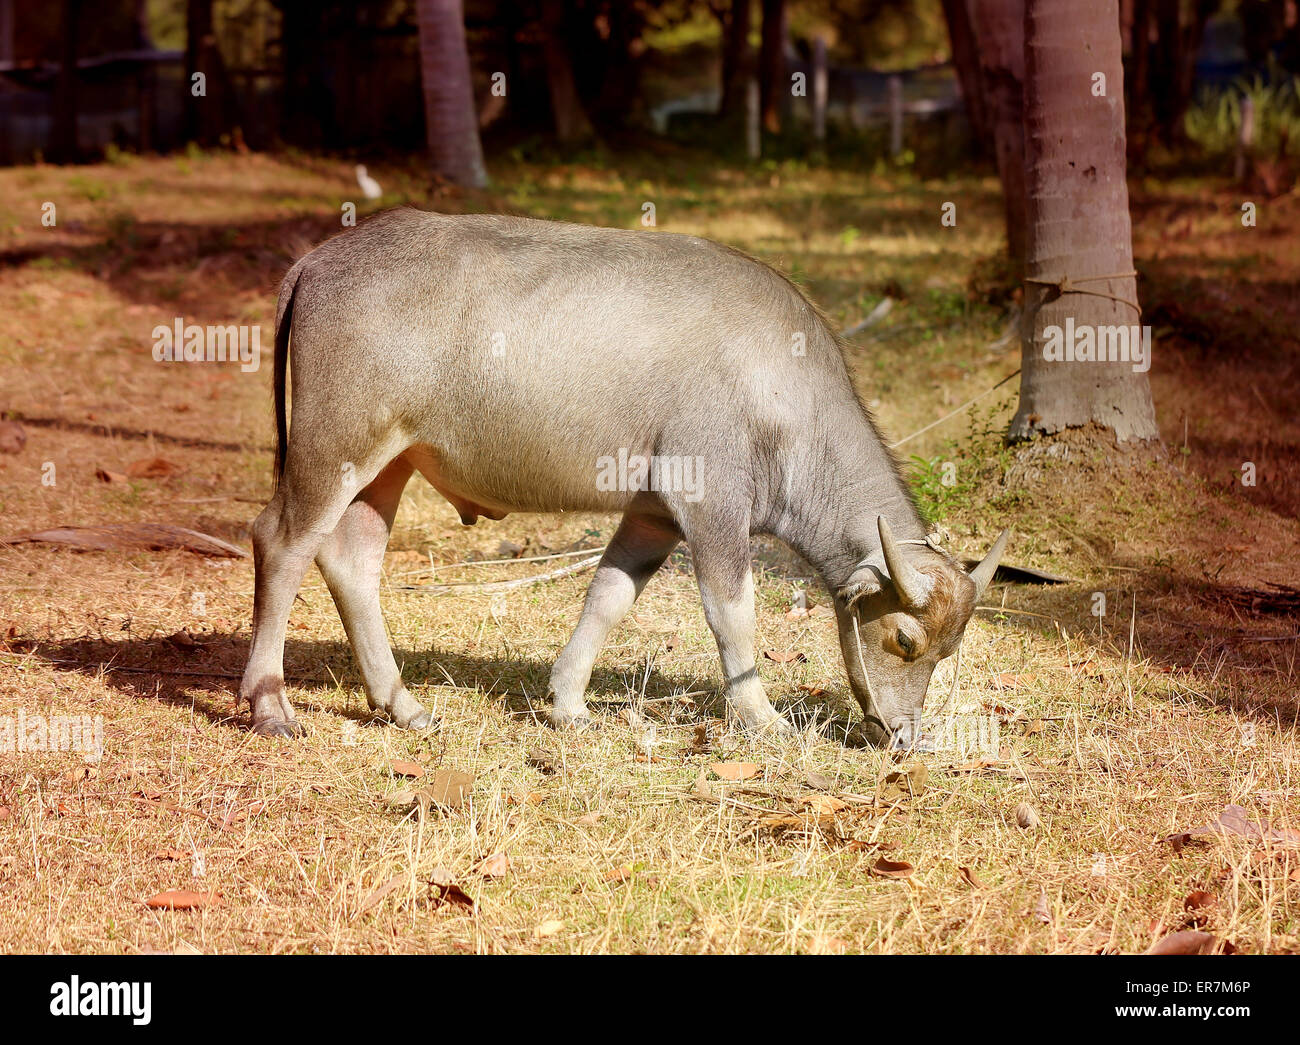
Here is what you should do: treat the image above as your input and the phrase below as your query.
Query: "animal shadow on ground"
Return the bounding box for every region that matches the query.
[19,634,864,743]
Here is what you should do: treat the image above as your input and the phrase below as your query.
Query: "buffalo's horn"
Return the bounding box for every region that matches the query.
[968,529,1011,601]
[877,516,934,609]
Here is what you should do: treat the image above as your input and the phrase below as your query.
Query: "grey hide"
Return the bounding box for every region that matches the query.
[240,208,1008,745]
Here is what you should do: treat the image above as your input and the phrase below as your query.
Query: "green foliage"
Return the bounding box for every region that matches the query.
[908,454,974,523]
[66,175,110,202]
[907,394,1019,525]
[1185,65,1300,158]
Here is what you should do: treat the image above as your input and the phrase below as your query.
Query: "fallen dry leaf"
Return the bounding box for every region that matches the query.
[957,865,986,889]
[691,771,716,802]
[356,876,404,917]
[604,864,633,884]
[1146,930,1231,955]
[428,868,475,911]
[710,761,760,782]
[126,456,184,479]
[801,794,847,814]
[1183,890,1218,928]
[534,918,565,938]
[422,769,475,809]
[883,762,929,797]
[476,852,510,878]
[0,420,27,454]
[219,800,266,831]
[1015,802,1040,830]
[390,760,425,780]
[869,857,914,879]
[1164,804,1300,851]
[527,748,559,775]
[144,889,220,910]
[763,649,806,664]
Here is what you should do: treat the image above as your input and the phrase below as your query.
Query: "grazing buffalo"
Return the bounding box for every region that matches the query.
[240,209,1007,745]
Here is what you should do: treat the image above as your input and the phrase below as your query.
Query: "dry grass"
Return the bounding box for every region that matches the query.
[0,149,1296,954]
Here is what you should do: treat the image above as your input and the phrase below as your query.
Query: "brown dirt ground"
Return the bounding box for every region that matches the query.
[0,150,1296,954]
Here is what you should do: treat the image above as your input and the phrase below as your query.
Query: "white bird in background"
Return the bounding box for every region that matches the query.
[355,164,382,200]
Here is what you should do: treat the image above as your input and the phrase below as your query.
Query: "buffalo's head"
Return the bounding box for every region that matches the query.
[834,517,1009,748]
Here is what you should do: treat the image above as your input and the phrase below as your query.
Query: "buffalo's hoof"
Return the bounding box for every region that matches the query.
[252,716,305,738]
[736,712,796,739]
[548,707,600,732]
[398,709,439,732]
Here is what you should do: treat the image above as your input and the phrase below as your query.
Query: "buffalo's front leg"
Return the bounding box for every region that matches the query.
[547,513,680,729]
[690,528,793,736]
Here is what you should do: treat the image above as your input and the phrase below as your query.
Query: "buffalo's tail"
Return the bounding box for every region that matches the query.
[271,261,305,493]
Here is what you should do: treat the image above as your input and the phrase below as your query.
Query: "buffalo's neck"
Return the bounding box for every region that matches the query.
[753,413,926,591]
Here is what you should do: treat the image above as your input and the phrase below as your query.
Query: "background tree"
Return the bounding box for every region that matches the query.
[185,0,237,145]
[1127,0,1216,147]
[940,0,989,144]
[969,0,1026,269]
[416,0,488,188]
[51,0,81,163]
[758,0,787,134]
[540,0,594,143]
[1009,0,1159,444]
[718,0,754,122]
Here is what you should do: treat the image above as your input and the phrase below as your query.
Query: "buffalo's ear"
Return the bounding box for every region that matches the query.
[838,562,885,608]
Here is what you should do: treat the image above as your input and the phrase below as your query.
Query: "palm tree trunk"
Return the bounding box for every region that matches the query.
[416,0,488,188]
[1008,0,1159,444]
[969,0,1026,269]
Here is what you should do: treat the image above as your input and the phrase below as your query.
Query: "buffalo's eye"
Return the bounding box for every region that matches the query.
[896,630,915,657]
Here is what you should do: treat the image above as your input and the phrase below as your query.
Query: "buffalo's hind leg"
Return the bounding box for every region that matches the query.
[547,512,680,730]
[240,444,400,736]
[315,455,434,730]
[241,486,352,737]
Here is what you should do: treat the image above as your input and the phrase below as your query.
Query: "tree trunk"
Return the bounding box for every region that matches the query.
[185,0,238,146]
[720,0,753,120]
[758,0,786,135]
[540,0,594,143]
[52,0,80,163]
[1127,0,1151,135]
[416,0,488,188]
[135,0,155,152]
[1008,0,1159,445]
[969,0,1026,269]
[0,0,14,65]
[1143,0,1214,144]
[940,0,989,143]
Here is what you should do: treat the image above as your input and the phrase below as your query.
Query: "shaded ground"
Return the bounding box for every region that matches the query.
[0,148,1296,954]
